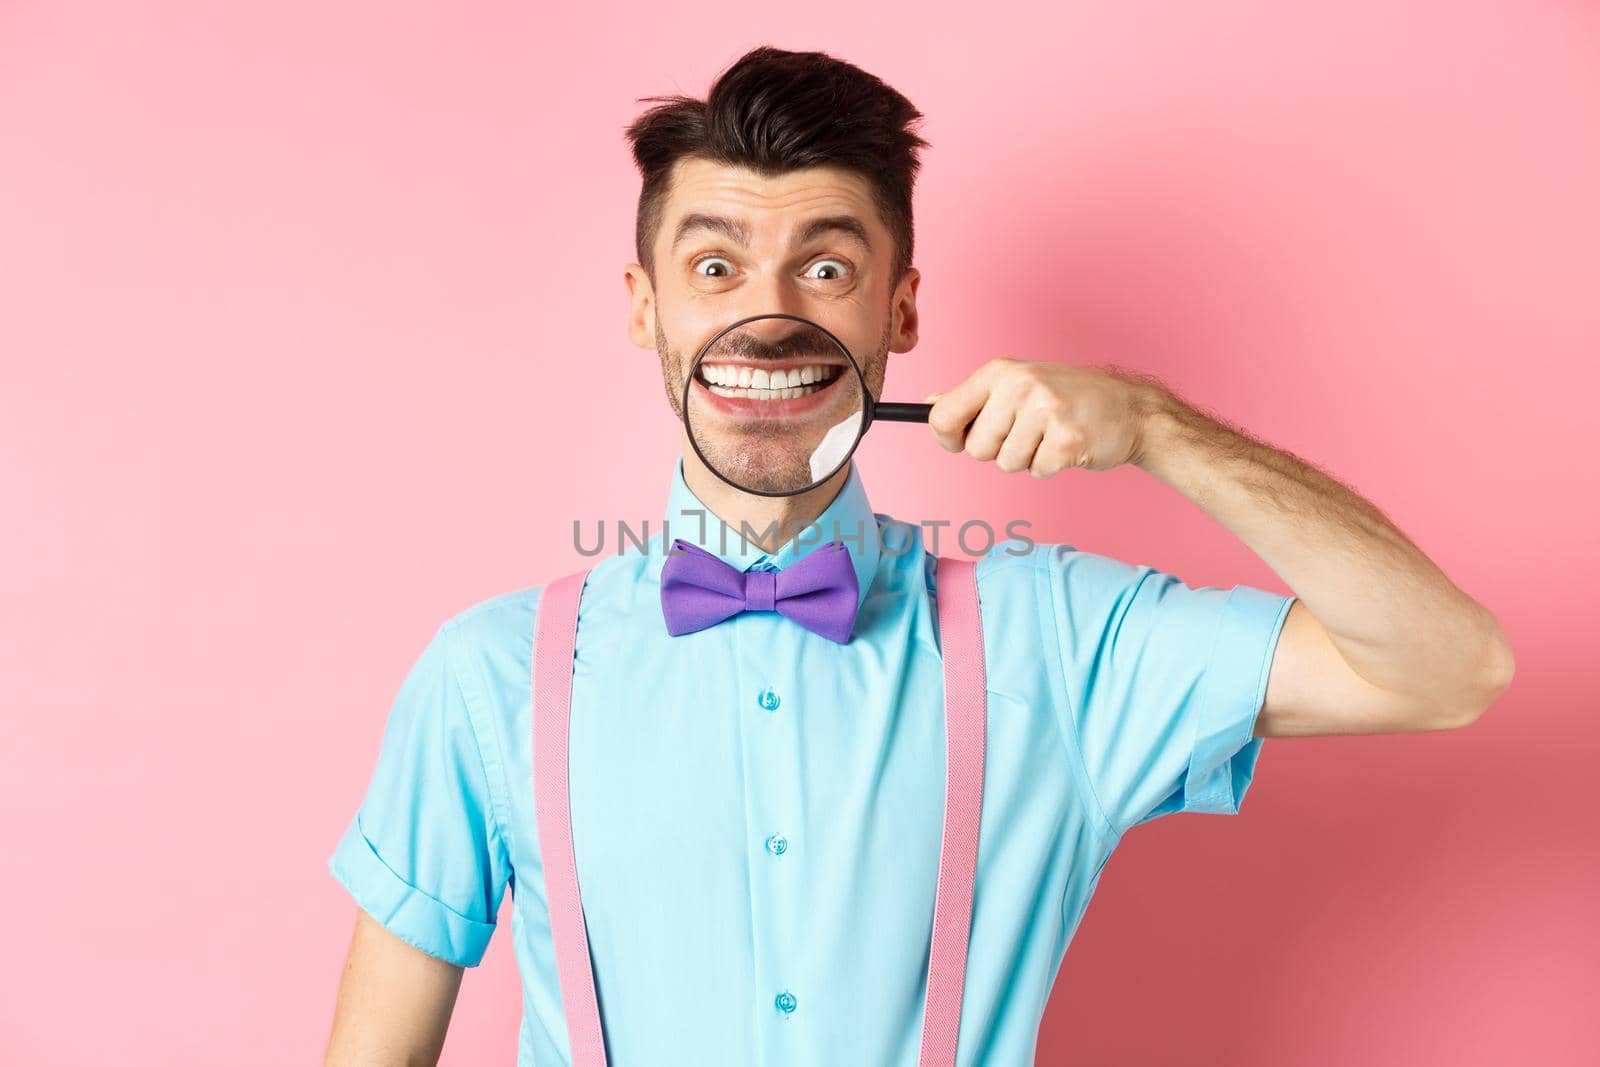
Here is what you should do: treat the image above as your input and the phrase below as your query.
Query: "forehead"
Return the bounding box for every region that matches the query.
[659,157,884,244]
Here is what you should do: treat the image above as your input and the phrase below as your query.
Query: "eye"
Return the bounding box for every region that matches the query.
[804,258,851,281]
[693,256,735,278]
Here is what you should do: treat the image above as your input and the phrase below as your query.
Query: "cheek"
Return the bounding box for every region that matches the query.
[670,304,738,349]
[654,313,701,360]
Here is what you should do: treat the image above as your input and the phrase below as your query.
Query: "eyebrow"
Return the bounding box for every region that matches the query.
[670,213,872,253]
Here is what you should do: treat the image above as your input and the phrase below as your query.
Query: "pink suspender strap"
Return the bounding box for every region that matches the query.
[919,555,986,1067]
[531,556,986,1067]
[532,569,609,1066]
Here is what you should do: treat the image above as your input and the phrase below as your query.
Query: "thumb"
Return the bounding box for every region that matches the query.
[923,391,944,404]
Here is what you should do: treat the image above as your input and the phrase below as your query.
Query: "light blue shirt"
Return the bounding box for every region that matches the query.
[328,457,1295,1066]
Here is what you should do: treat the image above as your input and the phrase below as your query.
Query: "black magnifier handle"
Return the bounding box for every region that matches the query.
[867,399,977,436]
[871,401,933,422]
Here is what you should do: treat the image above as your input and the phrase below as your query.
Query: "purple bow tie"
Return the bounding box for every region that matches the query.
[660,538,860,644]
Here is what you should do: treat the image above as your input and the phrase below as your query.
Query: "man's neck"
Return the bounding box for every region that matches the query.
[679,449,851,556]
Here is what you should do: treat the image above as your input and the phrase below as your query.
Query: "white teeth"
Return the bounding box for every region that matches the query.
[699,363,841,400]
[701,363,837,382]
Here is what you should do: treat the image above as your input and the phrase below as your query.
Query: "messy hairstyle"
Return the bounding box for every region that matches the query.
[624,46,930,287]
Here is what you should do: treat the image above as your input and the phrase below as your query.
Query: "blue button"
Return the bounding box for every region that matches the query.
[765,833,788,856]
[774,990,797,1015]
[757,689,781,712]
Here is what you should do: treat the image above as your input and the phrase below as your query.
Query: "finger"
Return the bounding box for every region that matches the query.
[926,378,990,452]
[962,394,1015,463]
[1029,426,1085,478]
[994,407,1046,474]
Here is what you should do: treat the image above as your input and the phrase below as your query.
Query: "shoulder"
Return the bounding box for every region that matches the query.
[948,539,1169,638]
[437,583,542,651]
[432,549,643,672]
[1012,541,1169,606]
[941,536,1079,593]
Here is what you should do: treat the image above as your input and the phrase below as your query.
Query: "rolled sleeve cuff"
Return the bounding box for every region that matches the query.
[327,815,496,968]
[1181,585,1296,816]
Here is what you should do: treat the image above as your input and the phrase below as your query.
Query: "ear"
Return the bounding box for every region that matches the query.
[888,266,921,354]
[623,263,655,349]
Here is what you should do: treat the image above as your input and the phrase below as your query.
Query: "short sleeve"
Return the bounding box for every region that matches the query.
[327,623,511,967]
[1041,545,1295,836]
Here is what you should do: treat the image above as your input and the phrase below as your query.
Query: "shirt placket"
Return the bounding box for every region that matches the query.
[737,560,808,1065]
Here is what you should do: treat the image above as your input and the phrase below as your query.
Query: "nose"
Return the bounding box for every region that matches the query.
[738,266,812,327]
[701,306,834,364]
[697,272,833,362]
[736,312,816,349]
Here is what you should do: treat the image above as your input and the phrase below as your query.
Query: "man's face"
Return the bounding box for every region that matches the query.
[625,157,920,494]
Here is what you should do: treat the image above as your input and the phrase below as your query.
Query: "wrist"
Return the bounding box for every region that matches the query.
[1130,385,1184,473]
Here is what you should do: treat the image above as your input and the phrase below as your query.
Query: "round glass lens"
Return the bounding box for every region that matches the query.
[682,314,868,497]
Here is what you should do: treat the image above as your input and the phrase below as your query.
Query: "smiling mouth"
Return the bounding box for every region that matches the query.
[695,360,846,401]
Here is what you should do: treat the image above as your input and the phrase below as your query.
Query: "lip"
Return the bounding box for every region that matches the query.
[688,360,852,420]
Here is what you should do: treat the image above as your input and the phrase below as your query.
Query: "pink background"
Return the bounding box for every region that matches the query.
[3,2,1596,1063]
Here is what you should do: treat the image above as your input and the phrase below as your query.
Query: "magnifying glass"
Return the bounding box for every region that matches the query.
[682,312,933,497]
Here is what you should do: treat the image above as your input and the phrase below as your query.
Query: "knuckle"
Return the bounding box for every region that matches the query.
[1041,441,1076,472]
[1027,394,1063,421]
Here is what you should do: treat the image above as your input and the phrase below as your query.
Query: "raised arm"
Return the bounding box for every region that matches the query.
[924,357,1515,737]
[1132,390,1514,736]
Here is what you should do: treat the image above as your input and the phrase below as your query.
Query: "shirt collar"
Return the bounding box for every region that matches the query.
[645,456,880,614]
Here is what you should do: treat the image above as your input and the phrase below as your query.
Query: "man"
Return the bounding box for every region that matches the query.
[324,46,1514,1066]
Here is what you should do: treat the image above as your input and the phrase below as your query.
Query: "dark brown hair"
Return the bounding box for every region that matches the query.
[625,46,930,287]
